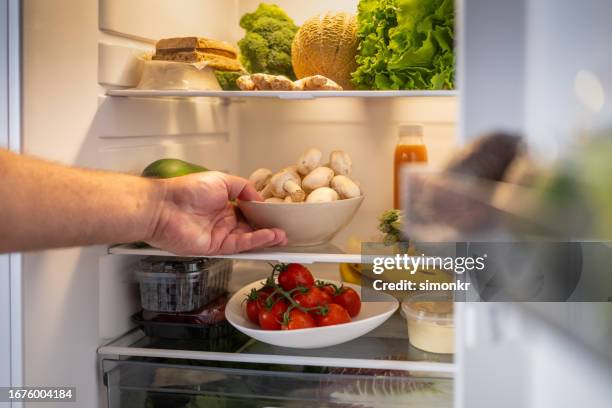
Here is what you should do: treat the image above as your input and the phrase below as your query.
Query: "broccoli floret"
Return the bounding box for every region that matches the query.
[239,33,269,73]
[214,71,244,91]
[238,3,298,79]
[239,3,294,30]
[378,209,405,246]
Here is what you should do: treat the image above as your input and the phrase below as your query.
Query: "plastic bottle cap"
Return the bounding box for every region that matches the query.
[399,123,424,138]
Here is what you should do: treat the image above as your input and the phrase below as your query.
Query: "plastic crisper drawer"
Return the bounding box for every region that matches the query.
[103,359,452,408]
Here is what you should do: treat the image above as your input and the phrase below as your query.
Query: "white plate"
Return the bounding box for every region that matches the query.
[226,280,399,349]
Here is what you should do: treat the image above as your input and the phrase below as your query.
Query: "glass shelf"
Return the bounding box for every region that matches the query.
[99,313,454,374]
[106,89,458,100]
[109,243,363,264]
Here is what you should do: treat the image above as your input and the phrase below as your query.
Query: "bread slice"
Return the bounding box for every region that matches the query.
[156,37,237,58]
[152,51,243,71]
[156,48,236,59]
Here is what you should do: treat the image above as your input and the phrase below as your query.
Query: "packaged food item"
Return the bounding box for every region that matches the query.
[135,257,231,313]
[394,123,428,209]
[153,36,242,71]
[402,291,454,354]
[132,294,241,345]
[138,36,245,90]
[141,293,228,324]
[136,60,222,90]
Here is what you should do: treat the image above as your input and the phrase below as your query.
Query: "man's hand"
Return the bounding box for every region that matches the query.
[147,171,287,255]
[0,149,286,254]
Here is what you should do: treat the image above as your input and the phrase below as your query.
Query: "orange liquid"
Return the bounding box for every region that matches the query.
[394,144,428,209]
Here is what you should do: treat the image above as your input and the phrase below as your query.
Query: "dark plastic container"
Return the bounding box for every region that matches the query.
[133,313,237,341]
[131,294,247,352]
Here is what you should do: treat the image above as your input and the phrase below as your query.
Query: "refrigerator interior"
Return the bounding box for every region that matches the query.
[21,0,458,407]
[13,0,612,407]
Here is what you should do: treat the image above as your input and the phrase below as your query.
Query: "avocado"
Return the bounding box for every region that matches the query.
[141,158,208,179]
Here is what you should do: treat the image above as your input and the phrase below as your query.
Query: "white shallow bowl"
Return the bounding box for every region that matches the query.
[226,280,399,349]
[238,196,364,246]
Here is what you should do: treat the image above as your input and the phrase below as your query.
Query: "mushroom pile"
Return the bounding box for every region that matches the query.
[248,148,362,203]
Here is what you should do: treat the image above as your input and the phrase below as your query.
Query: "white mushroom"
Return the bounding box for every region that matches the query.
[302,166,334,193]
[297,148,322,176]
[331,175,361,199]
[265,197,285,203]
[248,168,273,191]
[280,165,300,175]
[269,168,306,202]
[260,183,274,199]
[306,187,340,203]
[329,150,352,176]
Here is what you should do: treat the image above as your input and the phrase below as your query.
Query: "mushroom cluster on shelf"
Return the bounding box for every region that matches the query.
[248,148,362,203]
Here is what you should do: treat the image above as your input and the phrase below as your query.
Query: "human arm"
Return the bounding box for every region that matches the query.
[0,149,287,254]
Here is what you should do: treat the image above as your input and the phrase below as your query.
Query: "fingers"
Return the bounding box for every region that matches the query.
[218,173,262,202]
[219,228,287,254]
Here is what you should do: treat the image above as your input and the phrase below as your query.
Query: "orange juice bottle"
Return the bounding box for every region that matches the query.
[394,124,428,209]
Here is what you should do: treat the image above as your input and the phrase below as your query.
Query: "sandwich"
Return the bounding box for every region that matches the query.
[153,37,245,89]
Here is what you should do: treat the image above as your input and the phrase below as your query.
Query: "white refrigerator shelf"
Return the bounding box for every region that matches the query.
[98,314,455,374]
[106,88,458,100]
[108,243,363,264]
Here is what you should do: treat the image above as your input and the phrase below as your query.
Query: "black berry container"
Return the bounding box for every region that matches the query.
[135,257,232,313]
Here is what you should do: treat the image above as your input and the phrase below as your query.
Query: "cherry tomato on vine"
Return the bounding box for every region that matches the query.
[277,263,315,291]
[281,309,316,330]
[315,303,351,327]
[246,299,261,324]
[245,287,275,324]
[318,282,338,298]
[294,286,331,309]
[258,300,288,330]
[332,286,361,317]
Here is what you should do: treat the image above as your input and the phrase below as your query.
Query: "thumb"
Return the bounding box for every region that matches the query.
[219,173,262,202]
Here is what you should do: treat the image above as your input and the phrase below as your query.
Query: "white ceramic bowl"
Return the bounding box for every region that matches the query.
[237,196,364,246]
[226,279,399,349]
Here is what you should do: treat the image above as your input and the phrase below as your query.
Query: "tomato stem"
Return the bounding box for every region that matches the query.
[266,264,325,315]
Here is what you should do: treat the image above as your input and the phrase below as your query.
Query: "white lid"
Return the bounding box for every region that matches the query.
[401,291,454,325]
[398,123,424,138]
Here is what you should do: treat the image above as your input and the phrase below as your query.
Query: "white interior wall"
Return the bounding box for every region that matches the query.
[237,0,358,25]
[236,97,458,248]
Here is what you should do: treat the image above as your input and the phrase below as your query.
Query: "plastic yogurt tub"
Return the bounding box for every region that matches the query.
[401,291,454,354]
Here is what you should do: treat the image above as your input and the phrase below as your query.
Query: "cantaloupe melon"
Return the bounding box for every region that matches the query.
[291,12,359,90]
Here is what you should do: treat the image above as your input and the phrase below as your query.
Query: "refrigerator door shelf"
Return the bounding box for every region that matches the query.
[107,88,458,101]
